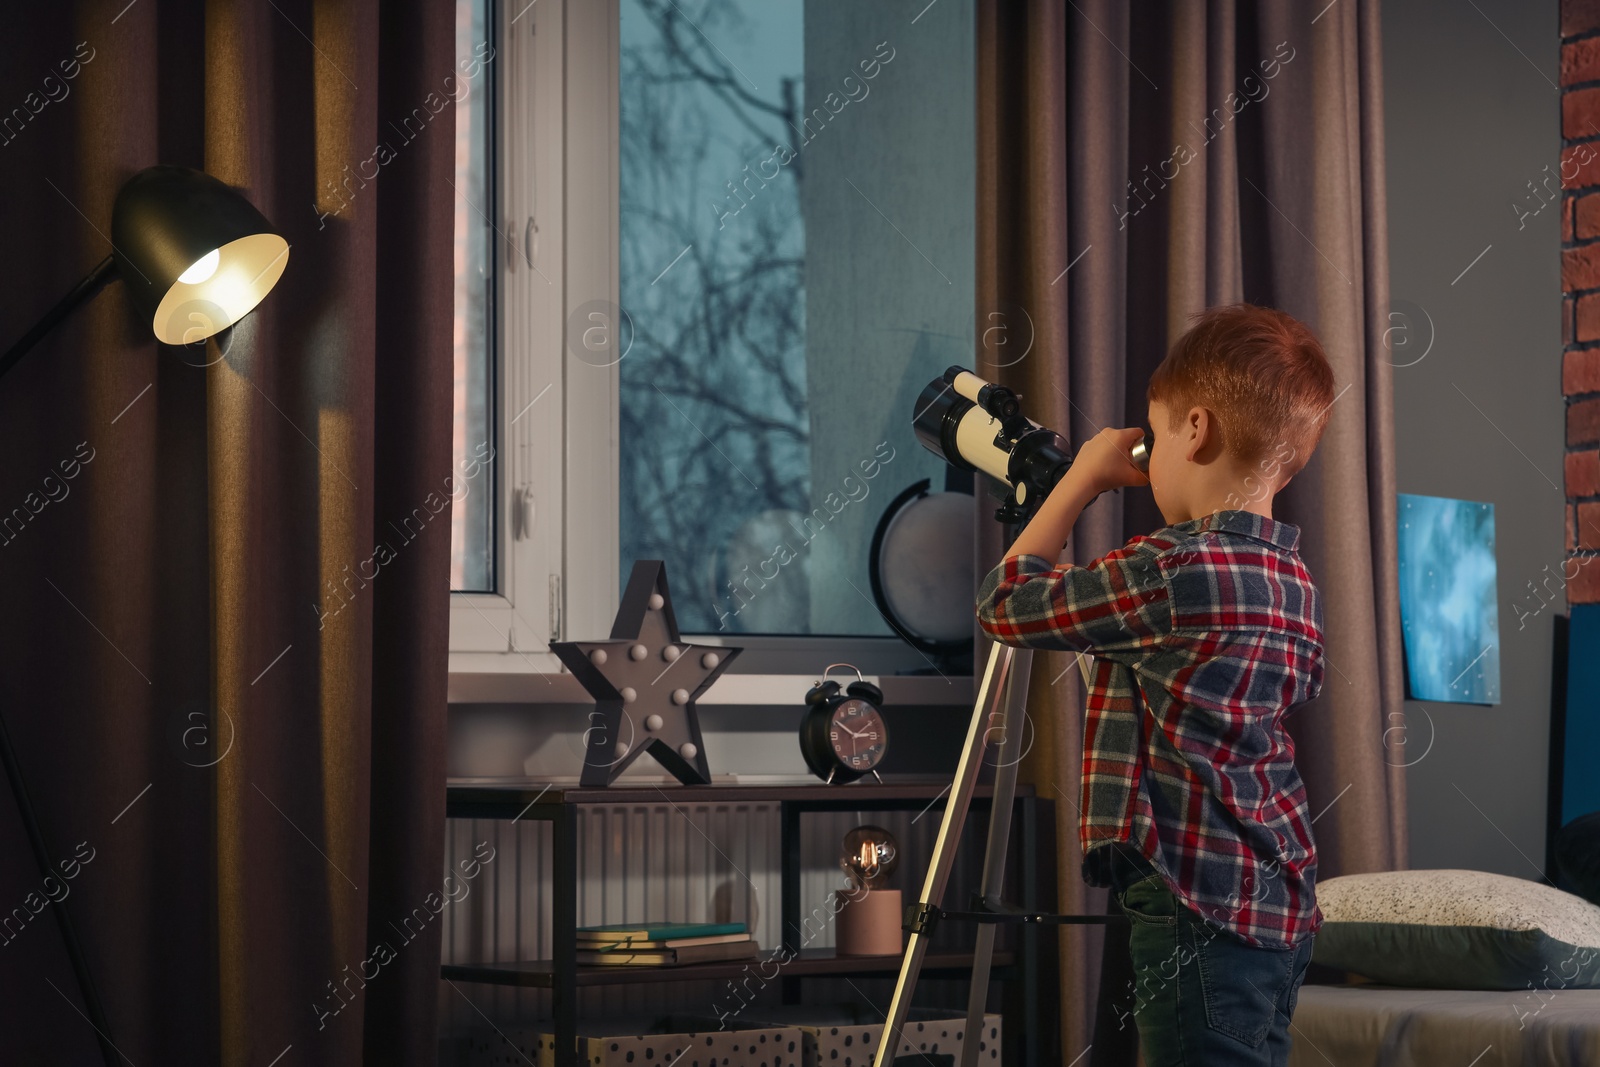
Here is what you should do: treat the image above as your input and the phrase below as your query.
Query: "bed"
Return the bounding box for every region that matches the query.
[1290,984,1600,1067]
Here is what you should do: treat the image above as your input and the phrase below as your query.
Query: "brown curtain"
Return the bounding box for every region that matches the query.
[974,0,1406,1060]
[0,2,454,1064]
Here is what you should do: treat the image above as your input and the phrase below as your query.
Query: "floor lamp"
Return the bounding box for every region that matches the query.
[0,164,288,1065]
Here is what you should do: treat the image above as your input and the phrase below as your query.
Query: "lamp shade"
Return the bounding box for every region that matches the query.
[110,165,289,345]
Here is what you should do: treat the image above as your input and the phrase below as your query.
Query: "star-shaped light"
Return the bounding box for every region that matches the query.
[550,560,741,786]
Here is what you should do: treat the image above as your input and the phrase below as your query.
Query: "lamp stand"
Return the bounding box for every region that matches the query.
[0,710,119,1064]
[2,166,287,1066]
[0,255,116,379]
[0,255,124,1066]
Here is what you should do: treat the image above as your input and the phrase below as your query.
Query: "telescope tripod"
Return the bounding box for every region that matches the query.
[871,638,1125,1067]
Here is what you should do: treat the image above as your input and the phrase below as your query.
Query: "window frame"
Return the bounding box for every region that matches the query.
[448,0,970,683]
[448,0,580,673]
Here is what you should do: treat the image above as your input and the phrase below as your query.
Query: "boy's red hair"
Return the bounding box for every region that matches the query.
[1147,303,1336,479]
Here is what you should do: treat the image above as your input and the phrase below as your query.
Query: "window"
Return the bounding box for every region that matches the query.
[618,1,807,635]
[449,0,977,672]
[617,0,976,638]
[451,0,495,593]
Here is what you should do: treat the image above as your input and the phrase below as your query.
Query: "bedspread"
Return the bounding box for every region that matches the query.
[1289,984,1600,1066]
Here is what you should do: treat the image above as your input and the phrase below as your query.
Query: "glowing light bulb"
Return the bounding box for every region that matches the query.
[840,825,899,891]
[178,248,221,285]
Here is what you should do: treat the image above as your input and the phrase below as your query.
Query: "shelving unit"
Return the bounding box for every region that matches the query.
[442,777,1043,1067]
[441,947,1016,988]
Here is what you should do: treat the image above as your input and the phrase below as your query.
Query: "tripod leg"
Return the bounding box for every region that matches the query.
[872,642,1018,1067]
[960,647,1031,1067]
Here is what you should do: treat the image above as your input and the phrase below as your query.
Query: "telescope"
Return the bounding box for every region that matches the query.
[912,366,1148,525]
[880,371,1149,1066]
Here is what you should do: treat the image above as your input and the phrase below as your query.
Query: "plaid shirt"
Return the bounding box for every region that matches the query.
[976,509,1325,948]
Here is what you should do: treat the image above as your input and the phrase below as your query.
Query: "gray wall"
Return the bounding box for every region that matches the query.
[1382,1,1564,875]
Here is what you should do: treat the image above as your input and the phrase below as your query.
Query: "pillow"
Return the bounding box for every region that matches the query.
[1311,869,1600,989]
[1554,812,1600,909]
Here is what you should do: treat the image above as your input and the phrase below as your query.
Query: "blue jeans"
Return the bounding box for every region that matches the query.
[1111,867,1314,1066]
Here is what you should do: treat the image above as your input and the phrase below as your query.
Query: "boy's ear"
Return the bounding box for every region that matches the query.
[1185,405,1214,463]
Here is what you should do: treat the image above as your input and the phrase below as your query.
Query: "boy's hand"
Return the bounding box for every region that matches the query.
[1069,427,1150,495]
[1002,426,1150,565]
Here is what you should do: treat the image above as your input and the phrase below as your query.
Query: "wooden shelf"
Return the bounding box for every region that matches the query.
[445,776,1031,820]
[441,948,1017,988]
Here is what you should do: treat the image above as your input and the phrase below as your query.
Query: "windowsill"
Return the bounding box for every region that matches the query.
[446,669,974,708]
[449,633,977,707]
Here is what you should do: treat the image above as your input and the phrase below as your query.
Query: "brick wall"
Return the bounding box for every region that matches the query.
[1564,0,1600,601]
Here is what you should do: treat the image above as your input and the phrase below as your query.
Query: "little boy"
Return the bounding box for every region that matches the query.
[975,303,1335,1066]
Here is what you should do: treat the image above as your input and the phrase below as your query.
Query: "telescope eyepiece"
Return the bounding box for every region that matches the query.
[1129,437,1150,473]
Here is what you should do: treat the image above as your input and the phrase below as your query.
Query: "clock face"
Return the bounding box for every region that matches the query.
[828,698,887,771]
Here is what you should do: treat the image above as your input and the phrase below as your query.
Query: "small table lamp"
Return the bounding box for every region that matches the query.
[0,163,288,1067]
[836,824,904,956]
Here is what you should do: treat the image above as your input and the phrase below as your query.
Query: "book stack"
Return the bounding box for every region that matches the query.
[575,921,759,967]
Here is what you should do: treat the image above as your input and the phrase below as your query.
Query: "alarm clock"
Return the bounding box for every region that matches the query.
[800,664,888,784]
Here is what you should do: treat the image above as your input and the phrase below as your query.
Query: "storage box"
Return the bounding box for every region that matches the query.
[723,1005,1002,1066]
[450,1014,805,1067]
